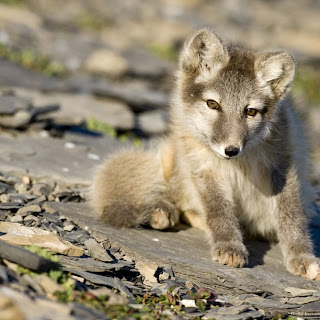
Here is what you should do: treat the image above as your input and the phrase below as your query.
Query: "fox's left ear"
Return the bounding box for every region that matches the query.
[255,52,295,99]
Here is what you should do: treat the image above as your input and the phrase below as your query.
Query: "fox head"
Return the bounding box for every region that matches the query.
[172,29,295,159]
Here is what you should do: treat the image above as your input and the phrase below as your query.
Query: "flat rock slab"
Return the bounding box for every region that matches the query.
[51,202,320,312]
[0,133,124,184]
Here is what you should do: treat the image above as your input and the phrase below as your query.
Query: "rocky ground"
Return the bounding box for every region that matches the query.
[0,1,320,319]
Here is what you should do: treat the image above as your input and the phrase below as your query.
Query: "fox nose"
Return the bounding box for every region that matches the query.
[224,146,240,158]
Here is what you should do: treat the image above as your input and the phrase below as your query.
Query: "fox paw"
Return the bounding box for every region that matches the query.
[211,241,248,268]
[286,254,320,281]
[149,204,178,230]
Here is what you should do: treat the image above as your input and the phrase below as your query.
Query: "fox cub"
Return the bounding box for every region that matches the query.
[91,29,320,280]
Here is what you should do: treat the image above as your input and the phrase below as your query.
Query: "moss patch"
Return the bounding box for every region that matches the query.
[0,44,66,77]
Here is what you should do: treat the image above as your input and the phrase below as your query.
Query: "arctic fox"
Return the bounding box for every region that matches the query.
[91,29,320,280]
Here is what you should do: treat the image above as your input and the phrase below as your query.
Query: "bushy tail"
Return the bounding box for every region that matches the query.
[90,149,174,228]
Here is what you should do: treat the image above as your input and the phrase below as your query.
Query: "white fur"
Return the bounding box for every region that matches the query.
[306,261,320,280]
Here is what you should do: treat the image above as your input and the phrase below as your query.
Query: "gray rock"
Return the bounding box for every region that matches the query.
[0,91,31,115]
[49,201,320,312]
[23,214,39,223]
[0,210,7,221]
[69,270,133,297]
[84,49,128,78]
[0,202,21,210]
[12,88,135,131]
[42,202,58,214]
[17,204,42,216]
[0,133,124,184]
[203,308,263,320]
[84,238,113,262]
[123,48,173,79]
[7,194,28,204]
[27,195,47,205]
[59,256,132,273]
[138,110,169,135]
[92,80,169,112]
[31,183,52,197]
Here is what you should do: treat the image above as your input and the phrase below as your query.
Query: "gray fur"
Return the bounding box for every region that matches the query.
[91,29,320,280]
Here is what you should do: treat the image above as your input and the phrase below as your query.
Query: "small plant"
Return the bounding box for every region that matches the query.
[86,115,141,146]
[0,0,24,6]
[293,67,320,105]
[75,13,109,31]
[148,43,179,62]
[0,44,66,77]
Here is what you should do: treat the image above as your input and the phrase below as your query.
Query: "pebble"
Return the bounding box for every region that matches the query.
[0,202,22,210]
[10,215,23,223]
[42,202,58,214]
[28,195,47,205]
[0,210,7,221]
[23,214,39,224]
[14,182,28,193]
[17,204,42,216]
[63,223,75,232]
[31,183,52,197]
[0,194,10,203]
[84,238,113,262]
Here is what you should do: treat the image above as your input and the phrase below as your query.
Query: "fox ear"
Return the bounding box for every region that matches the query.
[180,29,229,80]
[255,52,295,99]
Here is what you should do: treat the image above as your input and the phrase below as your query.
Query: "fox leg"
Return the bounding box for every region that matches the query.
[276,170,320,280]
[194,173,248,268]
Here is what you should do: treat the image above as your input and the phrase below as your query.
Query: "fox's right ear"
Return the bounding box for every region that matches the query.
[179,29,229,80]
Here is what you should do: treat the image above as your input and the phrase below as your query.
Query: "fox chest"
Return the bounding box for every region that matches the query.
[219,163,279,238]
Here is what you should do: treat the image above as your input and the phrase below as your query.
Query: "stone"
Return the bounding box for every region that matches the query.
[69,270,133,297]
[0,222,84,256]
[17,204,42,216]
[0,194,10,203]
[138,110,169,135]
[0,211,7,221]
[135,261,158,283]
[23,215,39,224]
[0,110,32,129]
[0,286,76,320]
[34,274,63,295]
[63,223,75,232]
[59,256,132,273]
[7,194,27,204]
[89,287,129,305]
[31,183,52,197]
[27,196,47,205]
[287,296,320,305]
[0,91,31,116]
[84,238,113,262]
[0,292,25,320]
[0,134,124,184]
[122,48,173,79]
[92,80,169,112]
[285,286,318,297]
[12,88,135,131]
[63,230,91,243]
[0,202,21,210]
[14,183,28,193]
[49,201,320,307]
[84,49,128,78]
[203,307,263,320]
[9,215,23,223]
[42,202,58,214]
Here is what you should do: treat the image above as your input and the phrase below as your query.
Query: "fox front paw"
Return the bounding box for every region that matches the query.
[211,241,249,268]
[286,254,320,281]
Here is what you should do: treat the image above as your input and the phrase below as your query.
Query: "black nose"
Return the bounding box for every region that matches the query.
[225,146,240,158]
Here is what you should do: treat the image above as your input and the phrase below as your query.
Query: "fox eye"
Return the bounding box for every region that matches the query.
[245,107,258,117]
[207,100,220,110]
